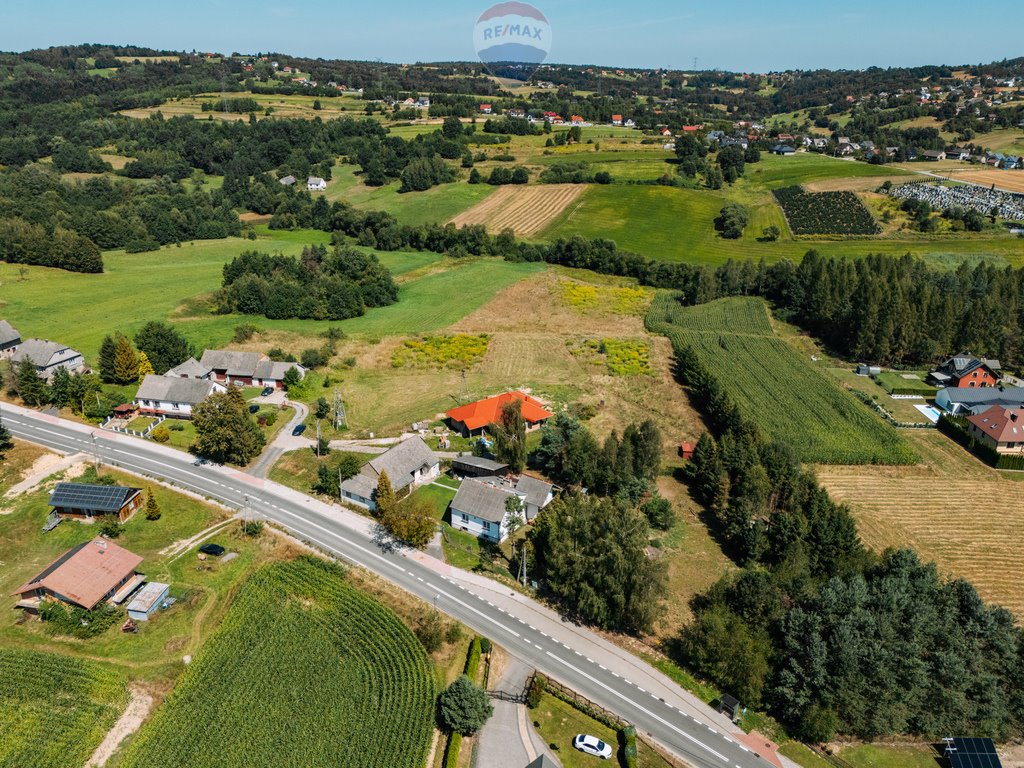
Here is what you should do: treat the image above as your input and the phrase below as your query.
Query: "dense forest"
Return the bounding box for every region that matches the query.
[647,294,1024,742]
[219,244,398,320]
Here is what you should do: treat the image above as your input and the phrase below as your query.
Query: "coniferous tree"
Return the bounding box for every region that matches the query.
[112,334,140,384]
[98,334,117,383]
[17,361,48,406]
[136,351,155,382]
[144,489,161,520]
[374,470,395,519]
[0,414,13,456]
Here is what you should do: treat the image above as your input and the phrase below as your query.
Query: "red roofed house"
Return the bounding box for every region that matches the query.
[679,441,695,460]
[12,538,144,613]
[480,103,493,114]
[611,114,623,125]
[967,406,1024,454]
[446,392,553,437]
[570,115,585,125]
[681,125,704,132]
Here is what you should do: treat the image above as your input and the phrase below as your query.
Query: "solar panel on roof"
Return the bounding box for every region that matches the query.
[947,737,1002,768]
[48,483,139,513]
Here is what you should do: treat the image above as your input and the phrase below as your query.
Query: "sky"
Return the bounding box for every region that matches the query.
[1,0,1020,72]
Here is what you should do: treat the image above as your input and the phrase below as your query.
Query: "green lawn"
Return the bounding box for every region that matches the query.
[835,744,940,768]
[268,448,374,495]
[532,693,620,768]
[407,483,455,521]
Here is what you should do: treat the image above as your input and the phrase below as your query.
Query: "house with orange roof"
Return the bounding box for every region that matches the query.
[13,538,144,613]
[445,392,553,437]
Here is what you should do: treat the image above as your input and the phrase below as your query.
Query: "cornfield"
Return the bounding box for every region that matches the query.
[648,293,917,465]
[119,557,436,768]
[0,648,128,768]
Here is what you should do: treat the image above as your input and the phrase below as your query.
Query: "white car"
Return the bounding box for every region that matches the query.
[573,733,613,759]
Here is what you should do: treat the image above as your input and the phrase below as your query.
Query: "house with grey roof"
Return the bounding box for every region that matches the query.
[0,320,21,358]
[514,475,555,520]
[279,175,297,186]
[198,349,305,389]
[11,339,84,380]
[134,374,227,418]
[340,437,439,511]
[935,386,1024,416]
[166,357,212,379]
[450,478,526,543]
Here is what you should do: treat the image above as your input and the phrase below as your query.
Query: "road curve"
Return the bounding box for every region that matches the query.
[2,403,779,768]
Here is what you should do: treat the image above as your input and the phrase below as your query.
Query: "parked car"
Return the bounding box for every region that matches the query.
[261,386,274,396]
[573,734,612,759]
[249,404,260,414]
[192,457,208,466]
[198,543,225,557]
[292,424,306,436]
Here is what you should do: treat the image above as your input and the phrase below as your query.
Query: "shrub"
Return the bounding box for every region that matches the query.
[641,496,674,530]
[438,675,493,735]
[241,519,263,536]
[621,726,638,768]
[99,518,123,538]
[232,323,261,343]
[479,637,492,654]
[150,425,170,443]
[442,732,461,768]
[415,611,445,653]
[465,637,482,679]
[264,411,278,426]
[526,674,546,709]
[39,601,121,638]
[169,422,186,431]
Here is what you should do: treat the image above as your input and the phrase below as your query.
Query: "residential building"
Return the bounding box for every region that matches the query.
[480,103,493,114]
[935,386,1024,415]
[307,176,327,191]
[611,114,623,125]
[967,406,1024,454]
[165,357,212,379]
[449,478,526,543]
[126,581,170,621]
[12,538,144,612]
[771,144,796,155]
[445,391,554,437]
[922,149,947,161]
[134,374,227,418]
[10,339,84,380]
[513,474,555,520]
[340,437,439,511]
[0,320,21,357]
[49,482,143,523]
[927,353,1001,388]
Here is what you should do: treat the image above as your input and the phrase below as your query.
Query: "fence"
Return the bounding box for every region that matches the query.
[101,414,167,438]
[540,675,631,730]
[808,744,857,768]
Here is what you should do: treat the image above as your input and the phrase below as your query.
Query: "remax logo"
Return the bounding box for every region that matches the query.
[473,2,552,67]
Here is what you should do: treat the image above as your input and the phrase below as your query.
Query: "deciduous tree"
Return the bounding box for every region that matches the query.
[192,388,266,465]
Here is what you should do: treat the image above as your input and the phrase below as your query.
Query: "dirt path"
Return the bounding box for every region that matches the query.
[161,516,237,560]
[84,685,154,767]
[3,452,88,502]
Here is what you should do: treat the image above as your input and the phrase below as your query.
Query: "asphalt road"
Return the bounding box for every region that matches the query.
[3,404,777,768]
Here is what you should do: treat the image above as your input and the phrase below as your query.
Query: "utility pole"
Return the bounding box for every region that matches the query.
[333,388,346,430]
[316,419,321,457]
[91,432,101,471]
[519,540,528,586]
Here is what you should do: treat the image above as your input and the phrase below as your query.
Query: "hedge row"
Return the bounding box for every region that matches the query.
[442,732,461,768]
[465,637,482,680]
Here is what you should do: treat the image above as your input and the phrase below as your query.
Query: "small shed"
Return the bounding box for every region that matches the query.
[112,403,137,418]
[679,441,695,460]
[718,693,740,721]
[126,582,169,622]
[452,455,509,478]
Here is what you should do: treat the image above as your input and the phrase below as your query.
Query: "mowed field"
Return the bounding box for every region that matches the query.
[449,183,587,235]
[118,557,436,768]
[941,167,1024,194]
[817,430,1024,619]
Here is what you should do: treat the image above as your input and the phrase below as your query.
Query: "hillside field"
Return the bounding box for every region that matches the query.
[118,557,436,768]
[448,183,587,235]
[648,294,917,465]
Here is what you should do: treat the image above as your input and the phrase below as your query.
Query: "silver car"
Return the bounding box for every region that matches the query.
[573,733,613,759]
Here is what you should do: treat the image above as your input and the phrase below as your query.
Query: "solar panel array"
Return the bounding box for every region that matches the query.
[947,738,1002,768]
[49,483,138,513]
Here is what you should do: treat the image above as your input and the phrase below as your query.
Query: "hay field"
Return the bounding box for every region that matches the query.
[942,168,1024,195]
[448,184,586,235]
[817,430,1024,619]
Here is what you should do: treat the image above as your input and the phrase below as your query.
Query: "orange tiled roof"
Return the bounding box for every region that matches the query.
[446,392,553,431]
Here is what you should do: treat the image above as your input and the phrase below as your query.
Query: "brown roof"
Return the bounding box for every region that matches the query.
[967,405,1024,444]
[13,538,143,610]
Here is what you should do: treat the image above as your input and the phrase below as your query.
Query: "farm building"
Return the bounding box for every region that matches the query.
[126,581,170,621]
[340,437,439,511]
[679,441,695,460]
[922,149,947,161]
[11,339,84,381]
[449,478,526,543]
[856,364,882,376]
[12,537,144,612]
[966,406,1024,454]
[198,350,305,389]
[771,144,796,155]
[307,176,327,191]
[451,456,509,478]
[134,374,227,418]
[279,175,297,186]
[445,392,553,437]
[0,320,21,357]
[49,482,143,523]
[935,386,1024,415]
[928,353,1001,388]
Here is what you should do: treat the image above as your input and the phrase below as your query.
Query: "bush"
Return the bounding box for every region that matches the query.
[438,675,493,735]
[415,610,445,653]
[169,422,186,431]
[641,496,674,531]
[232,323,261,342]
[150,425,170,443]
[479,637,492,654]
[526,673,546,709]
[442,732,461,768]
[241,519,263,536]
[99,517,123,538]
[264,411,278,426]
[465,637,482,679]
[39,601,121,638]
[620,726,638,768]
